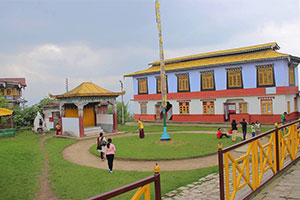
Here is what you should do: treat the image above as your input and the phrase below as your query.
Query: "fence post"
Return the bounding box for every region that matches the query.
[154,164,161,200]
[218,143,225,200]
[274,123,280,172]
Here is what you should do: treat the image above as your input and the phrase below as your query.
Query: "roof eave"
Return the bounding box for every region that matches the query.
[127,56,289,77]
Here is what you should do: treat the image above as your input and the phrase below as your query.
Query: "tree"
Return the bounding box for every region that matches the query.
[108,101,132,124]
[0,94,9,108]
[12,97,53,128]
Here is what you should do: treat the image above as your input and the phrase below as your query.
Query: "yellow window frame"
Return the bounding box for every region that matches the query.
[179,102,190,114]
[177,74,190,92]
[227,70,242,88]
[257,65,274,87]
[287,101,290,113]
[138,79,148,94]
[261,100,273,114]
[203,101,215,114]
[289,67,295,85]
[239,103,247,113]
[201,72,214,90]
[140,104,147,114]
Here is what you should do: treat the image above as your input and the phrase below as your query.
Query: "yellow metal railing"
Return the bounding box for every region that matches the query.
[88,164,161,200]
[219,120,300,200]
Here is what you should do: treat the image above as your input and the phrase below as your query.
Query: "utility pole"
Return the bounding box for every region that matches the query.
[66,78,69,92]
[119,80,125,125]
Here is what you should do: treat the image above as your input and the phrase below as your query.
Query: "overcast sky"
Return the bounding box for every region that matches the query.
[1,0,300,111]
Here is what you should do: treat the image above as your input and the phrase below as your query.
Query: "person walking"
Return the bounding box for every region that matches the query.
[97,132,106,161]
[231,119,238,142]
[240,118,248,141]
[255,120,261,136]
[105,138,116,173]
[138,118,145,139]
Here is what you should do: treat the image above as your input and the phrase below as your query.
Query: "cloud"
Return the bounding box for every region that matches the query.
[0,42,153,108]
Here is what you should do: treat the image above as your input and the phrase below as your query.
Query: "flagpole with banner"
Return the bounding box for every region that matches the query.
[155,0,171,141]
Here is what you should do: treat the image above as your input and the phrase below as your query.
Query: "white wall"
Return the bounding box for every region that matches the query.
[62,117,80,137]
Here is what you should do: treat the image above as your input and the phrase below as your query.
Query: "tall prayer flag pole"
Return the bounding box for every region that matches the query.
[155,0,171,141]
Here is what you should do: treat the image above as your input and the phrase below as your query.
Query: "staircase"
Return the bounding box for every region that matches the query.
[84,126,104,136]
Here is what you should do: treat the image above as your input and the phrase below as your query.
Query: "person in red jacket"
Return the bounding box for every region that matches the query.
[217,128,230,139]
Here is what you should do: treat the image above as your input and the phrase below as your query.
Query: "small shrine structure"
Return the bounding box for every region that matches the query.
[50,82,124,137]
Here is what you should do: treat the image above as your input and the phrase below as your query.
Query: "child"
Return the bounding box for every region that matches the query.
[217,128,230,139]
[251,123,255,137]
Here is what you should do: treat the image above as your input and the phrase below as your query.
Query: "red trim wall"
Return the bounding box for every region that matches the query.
[134,114,156,121]
[134,86,298,101]
[135,112,300,124]
[173,114,225,122]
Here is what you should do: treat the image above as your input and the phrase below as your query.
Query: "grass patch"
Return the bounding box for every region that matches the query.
[119,125,272,134]
[46,137,218,199]
[90,133,242,159]
[0,131,44,200]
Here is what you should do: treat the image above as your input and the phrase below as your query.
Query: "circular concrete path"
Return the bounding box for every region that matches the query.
[62,132,245,171]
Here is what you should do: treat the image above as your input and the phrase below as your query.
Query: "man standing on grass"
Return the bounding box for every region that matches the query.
[138,118,144,139]
[240,118,248,141]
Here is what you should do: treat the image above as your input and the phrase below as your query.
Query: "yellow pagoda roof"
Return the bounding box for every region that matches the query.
[0,108,13,116]
[124,42,291,77]
[50,82,124,98]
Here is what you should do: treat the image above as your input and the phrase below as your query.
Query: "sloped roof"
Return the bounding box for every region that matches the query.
[124,42,294,77]
[0,78,26,86]
[50,82,124,98]
[0,108,13,116]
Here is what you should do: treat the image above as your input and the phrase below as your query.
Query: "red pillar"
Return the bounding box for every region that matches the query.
[113,104,118,133]
[79,116,84,137]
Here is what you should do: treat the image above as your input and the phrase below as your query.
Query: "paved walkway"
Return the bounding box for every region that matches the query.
[62,131,246,171]
[252,159,300,200]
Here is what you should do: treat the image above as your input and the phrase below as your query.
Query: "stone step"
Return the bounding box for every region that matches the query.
[84,126,104,136]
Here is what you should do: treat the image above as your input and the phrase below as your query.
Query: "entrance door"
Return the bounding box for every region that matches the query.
[155,104,162,120]
[83,107,95,127]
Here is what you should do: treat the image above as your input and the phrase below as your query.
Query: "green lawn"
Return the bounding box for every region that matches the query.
[118,124,273,134]
[0,131,44,200]
[45,137,219,199]
[90,133,242,159]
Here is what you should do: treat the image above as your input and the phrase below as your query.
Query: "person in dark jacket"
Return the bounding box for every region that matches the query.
[231,119,238,142]
[240,118,248,140]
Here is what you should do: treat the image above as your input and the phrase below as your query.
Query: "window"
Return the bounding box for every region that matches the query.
[261,100,273,114]
[227,68,242,89]
[177,73,190,92]
[179,102,189,114]
[138,78,148,94]
[201,70,215,91]
[203,101,214,114]
[156,76,168,93]
[289,67,295,85]
[140,104,147,114]
[6,89,11,95]
[257,64,274,87]
[287,101,290,113]
[294,98,297,112]
[239,103,247,113]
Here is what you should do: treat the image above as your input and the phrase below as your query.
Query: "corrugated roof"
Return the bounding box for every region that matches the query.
[0,78,26,86]
[50,82,124,98]
[124,42,291,77]
[0,108,13,116]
